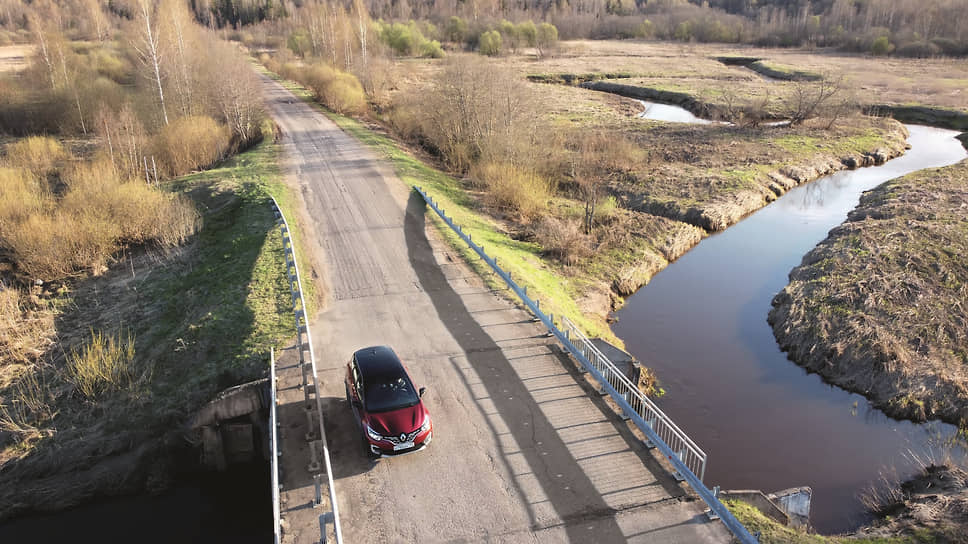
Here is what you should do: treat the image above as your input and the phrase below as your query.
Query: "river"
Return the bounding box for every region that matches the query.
[0,462,270,543]
[616,102,968,532]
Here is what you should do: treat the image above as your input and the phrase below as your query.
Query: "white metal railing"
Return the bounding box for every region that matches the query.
[562,317,707,481]
[414,185,757,544]
[269,347,281,544]
[271,197,343,544]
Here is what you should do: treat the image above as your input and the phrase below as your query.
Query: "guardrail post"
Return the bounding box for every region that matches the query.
[673,449,686,481]
[313,474,322,508]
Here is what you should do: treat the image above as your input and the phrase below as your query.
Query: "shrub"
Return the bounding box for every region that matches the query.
[533,216,592,265]
[4,136,69,179]
[536,23,558,56]
[517,21,537,47]
[420,39,445,59]
[6,210,118,279]
[0,168,49,233]
[68,328,137,400]
[287,30,311,57]
[479,30,502,56]
[870,36,893,55]
[90,48,130,84]
[444,16,468,43]
[153,116,230,177]
[472,161,551,220]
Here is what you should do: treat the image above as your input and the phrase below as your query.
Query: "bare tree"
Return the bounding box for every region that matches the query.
[786,73,845,126]
[352,0,369,72]
[207,41,264,144]
[133,0,169,125]
[160,0,198,118]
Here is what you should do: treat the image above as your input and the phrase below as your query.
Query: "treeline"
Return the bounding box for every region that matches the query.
[175,0,968,57]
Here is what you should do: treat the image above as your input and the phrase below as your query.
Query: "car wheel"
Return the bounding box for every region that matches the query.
[363,436,379,460]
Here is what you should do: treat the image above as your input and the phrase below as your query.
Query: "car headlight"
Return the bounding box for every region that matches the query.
[418,414,431,433]
[365,423,383,442]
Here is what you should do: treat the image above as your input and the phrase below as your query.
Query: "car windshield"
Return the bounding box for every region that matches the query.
[364,375,419,413]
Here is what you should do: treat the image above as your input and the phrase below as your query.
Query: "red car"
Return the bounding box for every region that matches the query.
[345,346,432,458]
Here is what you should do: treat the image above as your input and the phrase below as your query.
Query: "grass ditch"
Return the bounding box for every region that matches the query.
[0,128,302,520]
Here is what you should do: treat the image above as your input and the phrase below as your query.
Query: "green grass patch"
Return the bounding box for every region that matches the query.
[725,500,929,543]
[149,131,297,403]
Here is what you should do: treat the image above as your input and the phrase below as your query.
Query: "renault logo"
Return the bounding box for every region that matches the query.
[400,433,406,441]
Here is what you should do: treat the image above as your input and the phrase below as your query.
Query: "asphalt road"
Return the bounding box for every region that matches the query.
[262,73,731,544]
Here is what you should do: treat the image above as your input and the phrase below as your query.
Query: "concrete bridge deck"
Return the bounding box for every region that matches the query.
[263,73,731,544]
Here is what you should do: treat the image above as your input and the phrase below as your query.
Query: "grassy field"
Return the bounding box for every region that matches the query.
[769,159,968,426]
[0,132,299,520]
[512,40,968,116]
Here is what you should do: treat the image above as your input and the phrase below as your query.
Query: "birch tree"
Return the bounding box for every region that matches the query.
[133,0,169,125]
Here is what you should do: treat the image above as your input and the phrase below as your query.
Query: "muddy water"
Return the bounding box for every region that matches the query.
[613,123,968,533]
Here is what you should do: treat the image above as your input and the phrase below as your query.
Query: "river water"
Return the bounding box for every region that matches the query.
[0,463,271,543]
[616,103,968,532]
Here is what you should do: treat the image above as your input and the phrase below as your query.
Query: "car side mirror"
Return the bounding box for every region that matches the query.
[419,387,427,397]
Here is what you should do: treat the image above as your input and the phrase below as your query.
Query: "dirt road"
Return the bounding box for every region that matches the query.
[261,73,731,544]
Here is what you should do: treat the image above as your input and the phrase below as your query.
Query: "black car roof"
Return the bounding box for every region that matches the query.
[353,346,407,382]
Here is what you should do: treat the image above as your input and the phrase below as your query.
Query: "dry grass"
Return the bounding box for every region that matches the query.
[67,328,138,400]
[0,288,54,390]
[533,215,592,265]
[471,161,553,221]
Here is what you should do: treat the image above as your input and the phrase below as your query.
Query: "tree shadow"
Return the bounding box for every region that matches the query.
[403,191,628,541]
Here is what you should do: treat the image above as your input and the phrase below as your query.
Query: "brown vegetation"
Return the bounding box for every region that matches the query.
[770,159,968,425]
[857,463,968,542]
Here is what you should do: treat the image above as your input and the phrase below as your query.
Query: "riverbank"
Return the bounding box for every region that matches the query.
[769,159,968,426]
[0,135,298,521]
[726,463,968,543]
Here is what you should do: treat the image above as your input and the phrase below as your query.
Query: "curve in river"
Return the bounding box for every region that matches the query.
[615,105,968,533]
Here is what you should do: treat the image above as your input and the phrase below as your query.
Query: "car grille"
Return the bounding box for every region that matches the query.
[385,430,420,444]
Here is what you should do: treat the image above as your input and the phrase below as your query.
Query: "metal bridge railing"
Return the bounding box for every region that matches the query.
[561,316,706,481]
[269,347,282,544]
[271,197,343,544]
[414,186,758,544]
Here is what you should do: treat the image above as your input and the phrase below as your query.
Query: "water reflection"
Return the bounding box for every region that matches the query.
[636,100,713,124]
[614,123,967,533]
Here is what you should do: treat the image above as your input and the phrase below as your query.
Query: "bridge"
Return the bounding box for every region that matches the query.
[259,73,752,544]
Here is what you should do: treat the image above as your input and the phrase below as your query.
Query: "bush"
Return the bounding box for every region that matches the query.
[533,216,591,265]
[153,116,230,177]
[536,23,559,56]
[870,36,893,55]
[0,168,49,232]
[472,161,550,220]
[420,39,445,59]
[479,30,502,56]
[444,16,468,43]
[4,136,69,179]
[895,41,941,58]
[301,63,367,115]
[517,21,537,47]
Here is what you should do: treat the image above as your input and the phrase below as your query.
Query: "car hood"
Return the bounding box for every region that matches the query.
[367,403,428,436]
